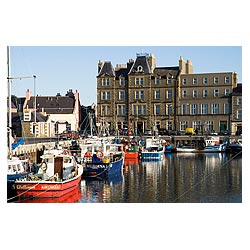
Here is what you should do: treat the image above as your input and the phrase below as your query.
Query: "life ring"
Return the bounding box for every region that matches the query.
[63,149,71,155]
[96,150,104,159]
[84,151,92,158]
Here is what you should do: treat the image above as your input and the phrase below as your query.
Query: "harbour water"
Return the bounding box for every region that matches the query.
[78,152,242,203]
[11,152,241,203]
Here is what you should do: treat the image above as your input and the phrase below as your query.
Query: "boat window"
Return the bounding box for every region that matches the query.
[17,164,21,171]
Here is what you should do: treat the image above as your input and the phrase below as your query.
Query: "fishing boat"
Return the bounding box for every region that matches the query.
[228,138,242,154]
[81,141,124,178]
[13,149,83,200]
[141,138,164,160]
[176,136,226,153]
[120,137,140,159]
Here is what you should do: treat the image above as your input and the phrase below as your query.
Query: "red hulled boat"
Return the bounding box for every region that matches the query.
[14,147,83,201]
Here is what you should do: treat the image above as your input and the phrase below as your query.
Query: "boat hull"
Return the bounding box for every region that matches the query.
[125,151,139,159]
[176,144,226,153]
[15,175,81,199]
[83,157,124,177]
[17,185,82,203]
[141,150,164,160]
[229,144,242,154]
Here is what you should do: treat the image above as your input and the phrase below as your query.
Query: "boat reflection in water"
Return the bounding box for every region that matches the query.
[11,153,241,203]
[80,152,241,203]
[80,171,124,203]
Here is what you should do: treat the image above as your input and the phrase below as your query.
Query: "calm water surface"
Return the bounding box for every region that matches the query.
[78,152,242,203]
[12,152,241,203]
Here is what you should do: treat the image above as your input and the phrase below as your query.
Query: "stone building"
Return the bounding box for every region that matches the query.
[96,53,241,135]
[21,89,81,137]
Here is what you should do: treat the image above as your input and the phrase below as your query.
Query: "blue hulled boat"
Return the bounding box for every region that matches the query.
[141,138,164,161]
[81,142,124,178]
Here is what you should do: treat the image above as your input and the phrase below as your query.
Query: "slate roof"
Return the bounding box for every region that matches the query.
[128,56,152,75]
[30,111,48,122]
[115,62,133,80]
[26,96,75,114]
[97,61,115,77]
[232,84,242,96]
[153,66,180,78]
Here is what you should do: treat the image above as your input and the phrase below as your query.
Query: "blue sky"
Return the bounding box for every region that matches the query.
[9,46,242,106]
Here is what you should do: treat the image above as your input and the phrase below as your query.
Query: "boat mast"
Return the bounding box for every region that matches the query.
[89,112,93,137]
[7,46,12,159]
[7,47,37,149]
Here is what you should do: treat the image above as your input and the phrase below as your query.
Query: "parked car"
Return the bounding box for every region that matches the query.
[158,128,167,135]
[219,130,230,135]
[59,130,79,140]
[167,130,180,136]
[143,130,152,136]
[208,130,218,136]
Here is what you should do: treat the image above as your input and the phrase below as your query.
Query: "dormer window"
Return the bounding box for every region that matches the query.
[137,65,143,72]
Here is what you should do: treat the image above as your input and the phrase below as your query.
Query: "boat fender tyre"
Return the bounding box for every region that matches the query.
[41,161,47,172]
[96,150,104,159]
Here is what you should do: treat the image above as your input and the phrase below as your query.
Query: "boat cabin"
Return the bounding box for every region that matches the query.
[39,153,77,180]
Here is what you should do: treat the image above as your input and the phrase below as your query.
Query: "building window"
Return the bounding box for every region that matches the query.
[119,77,125,86]
[181,104,189,115]
[117,105,126,116]
[201,104,208,114]
[167,76,172,84]
[193,78,198,85]
[214,89,219,97]
[225,89,230,96]
[102,78,110,86]
[167,121,172,130]
[203,77,208,84]
[206,120,214,131]
[133,105,147,115]
[182,78,187,85]
[119,91,125,100]
[225,76,230,84]
[224,103,229,114]
[193,120,201,131]
[137,65,143,72]
[237,97,242,105]
[166,104,172,115]
[193,89,198,98]
[237,109,242,119]
[214,77,219,84]
[135,91,144,100]
[155,104,161,115]
[135,77,144,85]
[182,90,187,98]
[180,120,188,131]
[101,91,111,100]
[190,104,198,115]
[155,90,160,99]
[211,103,220,114]
[166,90,172,99]
[203,89,208,98]
[24,111,31,121]
[101,105,111,116]
[155,77,160,85]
